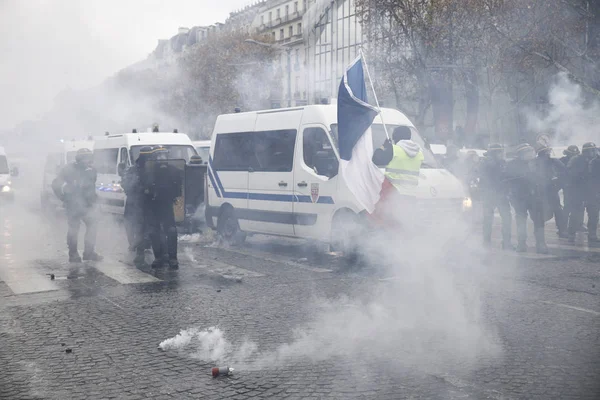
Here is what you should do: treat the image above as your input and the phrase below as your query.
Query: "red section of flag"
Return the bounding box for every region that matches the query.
[368,178,396,225]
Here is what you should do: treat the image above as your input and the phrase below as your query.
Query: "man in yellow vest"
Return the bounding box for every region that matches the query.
[373,126,424,195]
[372,126,424,225]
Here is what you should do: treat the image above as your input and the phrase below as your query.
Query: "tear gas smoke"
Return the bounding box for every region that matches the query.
[526,72,600,146]
[161,206,505,375]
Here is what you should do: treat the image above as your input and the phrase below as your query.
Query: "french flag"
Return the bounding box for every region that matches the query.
[337,55,387,214]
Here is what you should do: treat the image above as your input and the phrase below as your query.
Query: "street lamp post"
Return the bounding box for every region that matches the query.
[245,39,292,107]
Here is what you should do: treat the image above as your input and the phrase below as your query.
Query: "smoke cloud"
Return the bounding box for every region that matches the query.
[525,72,600,146]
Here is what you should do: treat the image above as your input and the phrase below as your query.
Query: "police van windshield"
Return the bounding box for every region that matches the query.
[329,124,438,168]
[0,156,8,174]
[130,145,197,164]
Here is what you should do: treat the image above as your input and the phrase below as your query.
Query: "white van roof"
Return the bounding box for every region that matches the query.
[63,140,94,152]
[213,105,416,134]
[193,140,211,148]
[93,132,193,149]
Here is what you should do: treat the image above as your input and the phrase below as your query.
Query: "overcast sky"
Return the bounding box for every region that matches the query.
[0,0,253,130]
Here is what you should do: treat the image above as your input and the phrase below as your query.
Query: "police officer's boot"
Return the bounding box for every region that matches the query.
[69,251,82,263]
[534,228,549,254]
[134,249,147,268]
[83,250,103,262]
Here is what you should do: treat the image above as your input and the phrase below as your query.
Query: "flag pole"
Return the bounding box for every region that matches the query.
[360,48,391,140]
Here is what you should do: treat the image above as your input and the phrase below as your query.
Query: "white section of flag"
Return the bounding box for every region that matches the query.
[339,127,385,214]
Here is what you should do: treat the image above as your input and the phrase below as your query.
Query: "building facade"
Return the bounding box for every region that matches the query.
[251,0,310,107]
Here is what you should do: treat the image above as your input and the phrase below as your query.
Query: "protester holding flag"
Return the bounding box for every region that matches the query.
[336,52,424,233]
[371,126,424,228]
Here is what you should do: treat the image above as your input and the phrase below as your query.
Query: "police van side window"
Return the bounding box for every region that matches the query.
[251,130,296,172]
[93,149,119,174]
[213,133,254,171]
[303,127,338,178]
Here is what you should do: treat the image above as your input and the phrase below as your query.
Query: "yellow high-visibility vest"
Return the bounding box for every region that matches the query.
[385,144,424,195]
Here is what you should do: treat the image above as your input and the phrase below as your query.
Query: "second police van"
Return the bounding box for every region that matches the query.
[205,104,472,248]
[92,129,197,218]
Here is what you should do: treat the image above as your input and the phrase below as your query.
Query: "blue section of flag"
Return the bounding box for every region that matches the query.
[337,57,378,161]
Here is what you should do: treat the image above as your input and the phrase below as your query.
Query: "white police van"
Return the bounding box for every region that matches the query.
[41,139,94,209]
[0,146,17,201]
[92,130,197,216]
[205,105,470,247]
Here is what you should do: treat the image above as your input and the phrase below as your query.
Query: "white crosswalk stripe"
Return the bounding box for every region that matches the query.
[0,261,59,295]
[94,259,162,284]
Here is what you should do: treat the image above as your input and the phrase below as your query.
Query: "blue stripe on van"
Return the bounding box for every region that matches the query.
[208,157,334,204]
[207,165,221,198]
[209,156,226,195]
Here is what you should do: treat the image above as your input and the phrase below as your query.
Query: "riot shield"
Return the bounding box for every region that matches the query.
[144,159,186,223]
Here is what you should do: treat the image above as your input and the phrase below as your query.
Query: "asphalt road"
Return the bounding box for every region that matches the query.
[0,194,599,399]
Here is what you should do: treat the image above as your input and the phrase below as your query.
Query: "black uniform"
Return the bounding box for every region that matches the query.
[479,156,512,247]
[122,157,151,262]
[506,158,548,252]
[567,154,598,241]
[560,154,576,230]
[52,161,99,260]
[144,158,182,267]
[536,153,568,236]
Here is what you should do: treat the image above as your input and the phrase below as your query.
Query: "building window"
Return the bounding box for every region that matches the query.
[277,8,280,18]
[295,48,300,63]
[269,11,272,21]
[280,29,284,40]
[294,1,298,12]
[289,26,293,37]
[303,0,307,11]
[261,15,264,25]
[285,5,289,16]
[272,31,276,40]
[297,23,302,35]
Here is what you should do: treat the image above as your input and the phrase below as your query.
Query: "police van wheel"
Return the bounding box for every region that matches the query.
[217,208,245,246]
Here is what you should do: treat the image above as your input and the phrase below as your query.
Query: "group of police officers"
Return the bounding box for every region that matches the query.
[52,146,184,268]
[447,141,600,254]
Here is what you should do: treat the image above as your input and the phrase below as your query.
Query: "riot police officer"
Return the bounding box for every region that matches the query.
[52,148,103,263]
[560,145,581,234]
[145,147,182,268]
[506,143,548,253]
[122,146,153,267]
[560,145,580,166]
[480,144,512,249]
[536,145,568,238]
[567,142,599,243]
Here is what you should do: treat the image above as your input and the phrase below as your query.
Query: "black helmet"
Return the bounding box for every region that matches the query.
[151,146,169,160]
[75,148,93,163]
[563,145,580,156]
[582,142,597,158]
[515,143,535,160]
[137,146,153,165]
[189,155,203,165]
[536,144,552,157]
